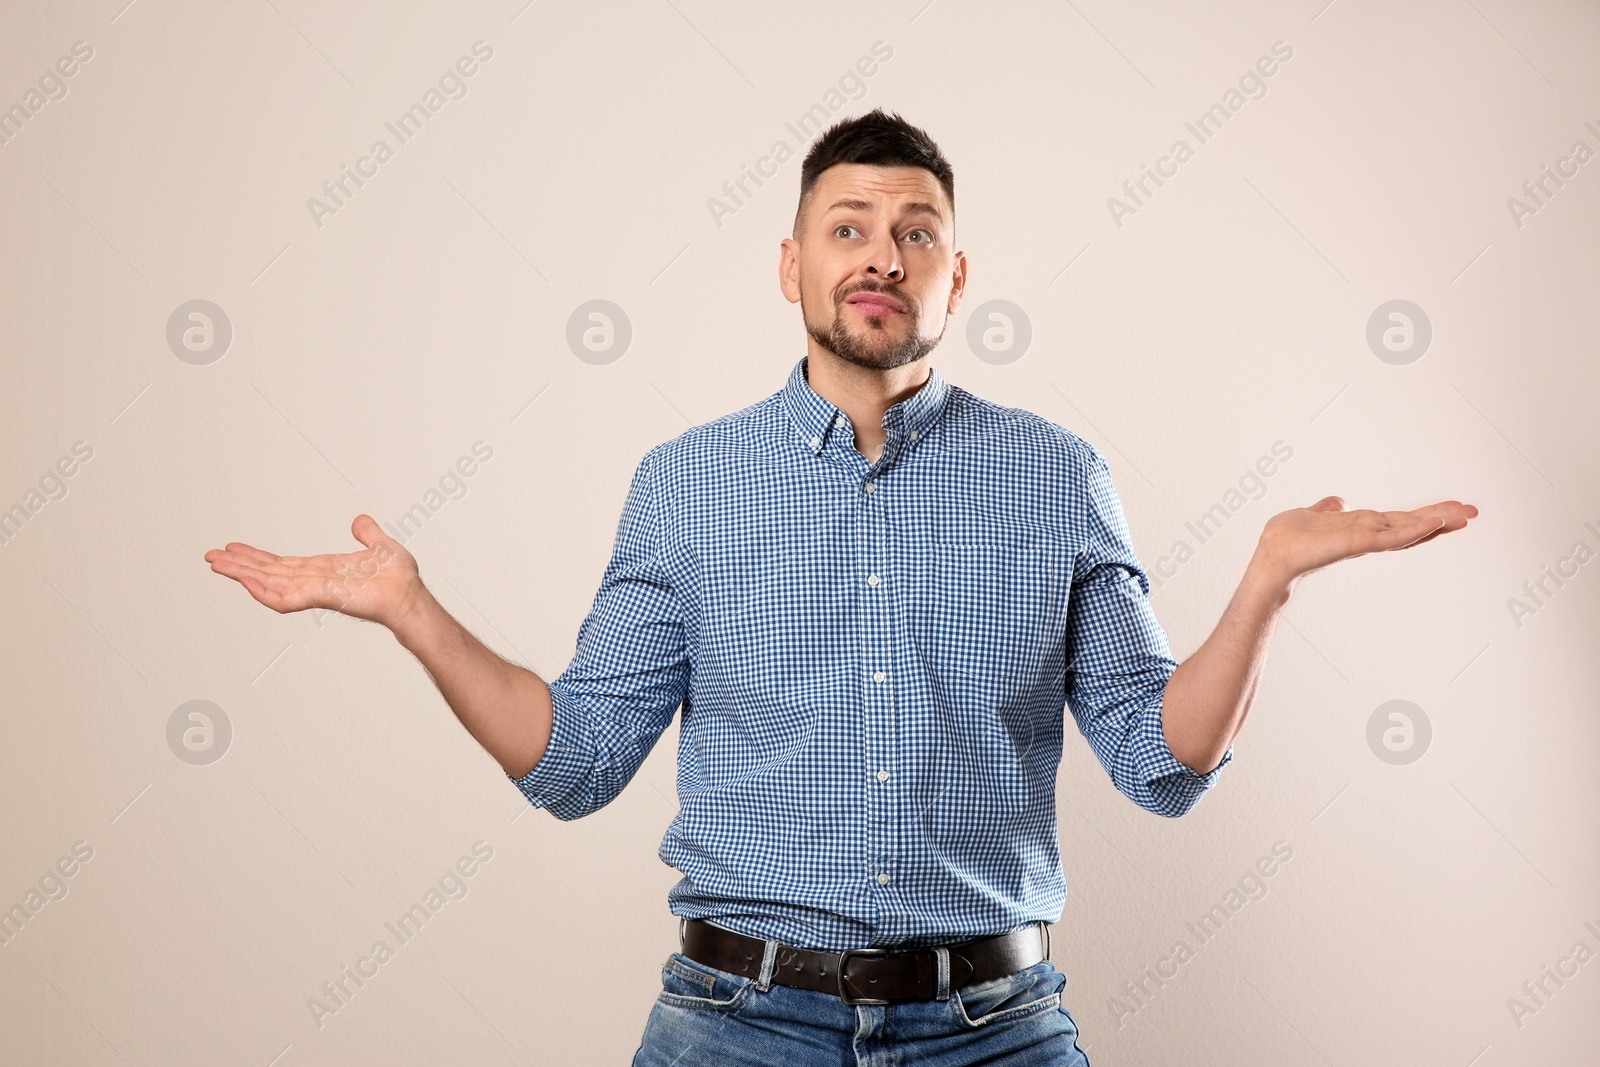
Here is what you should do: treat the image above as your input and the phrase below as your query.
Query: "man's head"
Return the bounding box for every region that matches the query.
[779,110,966,372]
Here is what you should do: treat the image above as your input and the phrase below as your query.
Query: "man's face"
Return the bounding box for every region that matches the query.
[779,164,966,371]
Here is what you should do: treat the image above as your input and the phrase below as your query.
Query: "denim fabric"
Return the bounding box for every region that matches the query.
[632,950,1092,1066]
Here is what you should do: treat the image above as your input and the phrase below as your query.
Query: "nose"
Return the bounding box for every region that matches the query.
[863,232,903,282]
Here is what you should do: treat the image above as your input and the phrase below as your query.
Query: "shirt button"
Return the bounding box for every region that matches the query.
[876,873,891,886]
[809,435,821,449]
[876,769,890,783]
[867,574,880,587]
[872,670,886,683]
[835,416,845,428]
[865,481,877,494]
[911,430,919,440]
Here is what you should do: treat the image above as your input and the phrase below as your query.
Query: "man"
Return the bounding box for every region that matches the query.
[206,110,1477,1064]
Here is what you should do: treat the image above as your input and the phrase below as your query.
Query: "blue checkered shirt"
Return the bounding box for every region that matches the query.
[509,355,1232,950]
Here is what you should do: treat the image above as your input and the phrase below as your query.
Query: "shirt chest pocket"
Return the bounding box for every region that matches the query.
[914,541,1069,713]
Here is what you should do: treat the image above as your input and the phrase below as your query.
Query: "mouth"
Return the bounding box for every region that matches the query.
[844,291,907,317]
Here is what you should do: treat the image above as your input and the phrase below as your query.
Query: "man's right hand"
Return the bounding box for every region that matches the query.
[204,514,424,630]
[205,512,553,778]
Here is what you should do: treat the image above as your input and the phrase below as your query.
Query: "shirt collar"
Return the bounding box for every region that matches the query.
[782,355,950,458]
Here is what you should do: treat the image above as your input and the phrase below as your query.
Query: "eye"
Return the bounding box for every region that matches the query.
[903,228,934,245]
[834,224,861,239]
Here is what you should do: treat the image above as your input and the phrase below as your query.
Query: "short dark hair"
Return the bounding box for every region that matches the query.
[794,109,954,234]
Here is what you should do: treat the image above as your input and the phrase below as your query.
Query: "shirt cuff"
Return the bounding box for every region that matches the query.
[505,684,591,814]
[1137,693,1234,787]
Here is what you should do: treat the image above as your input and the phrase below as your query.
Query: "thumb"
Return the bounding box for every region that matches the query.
[1308,495,1345,513]
[350,513,393,549]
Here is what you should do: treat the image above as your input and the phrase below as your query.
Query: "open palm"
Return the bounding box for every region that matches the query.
[204,514,421,627]
[1255,495,1480,586]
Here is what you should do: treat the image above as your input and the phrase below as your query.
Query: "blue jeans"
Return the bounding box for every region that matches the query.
[632,949,1092,1066]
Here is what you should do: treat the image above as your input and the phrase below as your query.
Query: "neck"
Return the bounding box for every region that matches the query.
[804,341,931,464]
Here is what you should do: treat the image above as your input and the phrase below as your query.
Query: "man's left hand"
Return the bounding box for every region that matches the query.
[1251,495,1480,591]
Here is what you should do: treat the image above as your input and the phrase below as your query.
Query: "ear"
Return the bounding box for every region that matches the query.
[946,249,968,315]
[778,236,802,305]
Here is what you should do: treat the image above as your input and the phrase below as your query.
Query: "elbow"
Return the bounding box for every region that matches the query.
[1148,794,1203,819]
[506,725,636,821]
[1169,746,1229,779]
[541,766,634,822]
[508,756,609,823]
[544,798,598,823]
[1128,778,1214,819]
[516,784,606,822]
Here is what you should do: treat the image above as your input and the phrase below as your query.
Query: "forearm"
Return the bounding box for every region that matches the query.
[390,586,552,778]
[1160,553,1294,774]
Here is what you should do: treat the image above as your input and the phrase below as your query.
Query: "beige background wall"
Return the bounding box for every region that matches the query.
[2,0,1597,1063]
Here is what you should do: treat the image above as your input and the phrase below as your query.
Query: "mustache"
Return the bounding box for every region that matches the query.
[835,281,917,314]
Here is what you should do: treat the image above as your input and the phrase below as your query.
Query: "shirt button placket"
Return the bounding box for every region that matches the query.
[860,471,894,900]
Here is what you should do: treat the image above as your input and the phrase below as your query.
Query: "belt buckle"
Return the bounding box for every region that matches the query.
[837,946,892,1006]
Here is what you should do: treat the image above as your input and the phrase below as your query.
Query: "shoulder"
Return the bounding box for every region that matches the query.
[938,381,1106,473]
[636,390,787,483]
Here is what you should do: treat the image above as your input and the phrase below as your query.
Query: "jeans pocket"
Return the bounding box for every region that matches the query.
[657,952,755,1013]
[952,962,1064,1028]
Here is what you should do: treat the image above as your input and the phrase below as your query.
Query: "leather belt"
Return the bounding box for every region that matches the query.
[679,918,1050,1005]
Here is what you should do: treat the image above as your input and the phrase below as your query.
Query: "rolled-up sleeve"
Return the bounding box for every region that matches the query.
[507,446,689,821]
[1063,451,1232,818]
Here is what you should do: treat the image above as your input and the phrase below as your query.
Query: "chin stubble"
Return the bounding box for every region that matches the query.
[802,284,946,371]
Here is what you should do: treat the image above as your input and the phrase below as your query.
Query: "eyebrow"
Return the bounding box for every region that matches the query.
[824,197,945,223]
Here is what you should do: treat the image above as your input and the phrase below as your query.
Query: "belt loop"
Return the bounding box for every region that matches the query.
[934,946,950,1001]
[756,937,778,990]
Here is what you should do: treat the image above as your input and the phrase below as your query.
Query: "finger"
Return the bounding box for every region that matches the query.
[351,513,392,550]
[205,545,268,565]
[1397,504,1477,547]
[204,545,308,572]
[211,559,288,608]
[209,547,309,578]
[211,557,317,610]
[1395,518,1449,549]
[209,554,275,587]
[1308,496,1346,512]
[222,542,283,565]
[1409,500,1479,523]
[1394,502,1475,532]
[1403,526,1449,549]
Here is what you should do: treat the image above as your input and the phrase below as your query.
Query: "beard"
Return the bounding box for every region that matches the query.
[802,281,946,371]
